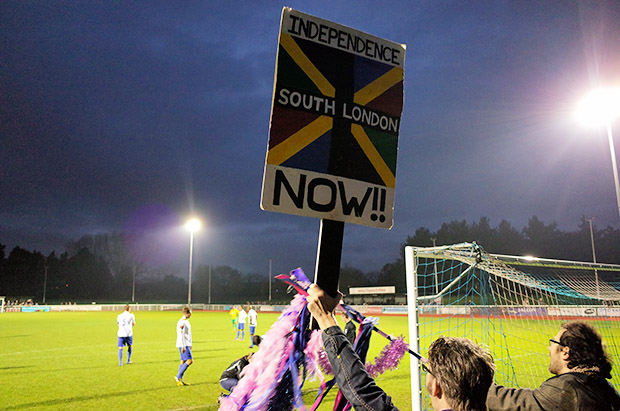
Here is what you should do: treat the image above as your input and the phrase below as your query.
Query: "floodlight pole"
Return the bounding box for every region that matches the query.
[43,265,48,304]
[185,218,202,308]
[188,229,195,307]
[131,266,136,303]
[577,88,620,223]
[605,123,620,223]
[585,218,600,301]
[268,258,272,302]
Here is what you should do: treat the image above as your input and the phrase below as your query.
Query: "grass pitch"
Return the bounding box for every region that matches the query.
[2,310,619,410]
[0,310,412,410]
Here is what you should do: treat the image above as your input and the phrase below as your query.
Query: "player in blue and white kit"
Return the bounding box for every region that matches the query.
[175,307,193,386]
[247,305,258,348]
[236,306,247,341]
[117,304,135,366]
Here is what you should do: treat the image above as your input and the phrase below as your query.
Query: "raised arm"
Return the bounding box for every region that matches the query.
[306,284,399,411]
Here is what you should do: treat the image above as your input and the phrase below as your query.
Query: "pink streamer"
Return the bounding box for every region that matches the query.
[305,329,332,378]
[365,337,409,378]
[219,294,307,411]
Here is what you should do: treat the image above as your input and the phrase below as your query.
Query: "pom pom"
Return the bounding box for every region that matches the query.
[365,337,409,378]
[220,294,306,411]
[305,329,332,377]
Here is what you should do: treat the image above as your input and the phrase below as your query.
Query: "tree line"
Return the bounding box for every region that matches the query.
[1,216,618,303]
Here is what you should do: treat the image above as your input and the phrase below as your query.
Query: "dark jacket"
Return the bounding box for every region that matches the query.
[323,326,399,410]
[487,372,620,411]
[220,355,250,381]
[344,320,357,345]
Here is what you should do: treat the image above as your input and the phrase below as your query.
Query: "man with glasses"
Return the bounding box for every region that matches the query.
[487,321,620,410]
[306,284,496,411]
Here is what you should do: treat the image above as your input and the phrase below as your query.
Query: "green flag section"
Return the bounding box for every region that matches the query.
[261,8,405,229]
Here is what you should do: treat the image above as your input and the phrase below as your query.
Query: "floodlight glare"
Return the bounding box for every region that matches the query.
[576,87,620,223]
[185,217,202,307]
[576,87,620,127]
[185,218,202,232]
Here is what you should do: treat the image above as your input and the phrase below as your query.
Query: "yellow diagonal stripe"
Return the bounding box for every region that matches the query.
[267,116,333,165]
[280,33,335,98]
[351,124,395,188]
[353,67,403,106]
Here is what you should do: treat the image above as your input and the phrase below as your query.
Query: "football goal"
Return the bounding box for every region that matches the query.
[405,242,620,410]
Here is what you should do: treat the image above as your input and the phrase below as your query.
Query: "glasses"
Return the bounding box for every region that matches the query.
[549,338,566,347]
[421,363,435,377]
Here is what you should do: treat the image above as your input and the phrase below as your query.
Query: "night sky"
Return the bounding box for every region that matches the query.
[2,1,620,277]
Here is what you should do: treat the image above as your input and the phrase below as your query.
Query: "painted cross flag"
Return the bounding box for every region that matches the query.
[261,8,405,229]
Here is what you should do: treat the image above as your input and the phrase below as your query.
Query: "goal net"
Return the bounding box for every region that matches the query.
[404,242,620,410]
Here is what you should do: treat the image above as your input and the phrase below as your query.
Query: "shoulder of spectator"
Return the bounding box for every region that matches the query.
[324,325,345,336]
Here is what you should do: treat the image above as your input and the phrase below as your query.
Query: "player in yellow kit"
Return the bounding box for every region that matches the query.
[229,305,239,331]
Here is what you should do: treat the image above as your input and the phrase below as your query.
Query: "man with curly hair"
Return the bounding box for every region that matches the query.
[487,321,620,410]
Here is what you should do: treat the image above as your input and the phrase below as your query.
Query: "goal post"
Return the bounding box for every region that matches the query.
[405,242,620,410]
